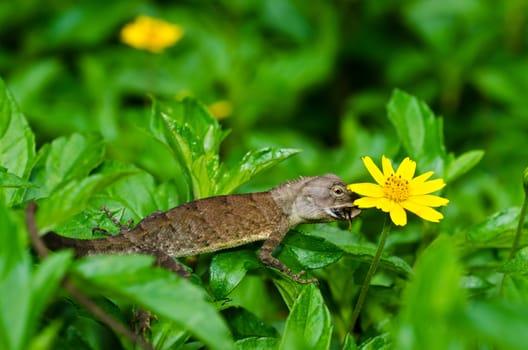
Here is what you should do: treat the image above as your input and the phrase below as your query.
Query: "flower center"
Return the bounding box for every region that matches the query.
[383,174,409,202]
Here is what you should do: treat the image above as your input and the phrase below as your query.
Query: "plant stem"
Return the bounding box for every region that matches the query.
[350,217,392,332]
[500,184,528,295]
[509,191,528,260]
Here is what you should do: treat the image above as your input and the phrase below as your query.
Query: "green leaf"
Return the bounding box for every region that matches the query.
[236,337,279,350]
[501,274,528,303]
[461,301,528,350]
[340,243,413,277]
[28,251,73,341]
[0,255,32,350]
[94,161,165,220]
[341,333,358,350]
[210,250,261,299]
[358,333,391,350]
[281,230,343,269]
[146,98,299,199]
[300,224,413,277]
[0,200,27,350]
[0,196,26,271]
[217,147,301,195]
[55,162,179,239]
[394,235,465,350]
[150,320,189,350]
[446,150,484,182]
[279,284,332,350]
[148,97,228,199]
[0,78,36,206]
[25,132,105,200]
[0,167,35,188]
[387,89,446,174]
[464,207,528,248]
[272,277,304,311]
[499,246,528,273]
[0,199,71,350]
[73,255,236,350]
[223,307,278,339]
[36,169,133,233]
[0,78,12,137]
[27,320,63,350]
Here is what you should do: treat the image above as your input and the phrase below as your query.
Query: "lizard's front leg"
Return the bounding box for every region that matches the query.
[259,230,318,284]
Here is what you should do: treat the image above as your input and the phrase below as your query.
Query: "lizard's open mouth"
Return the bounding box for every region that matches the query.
[328,206,361,221]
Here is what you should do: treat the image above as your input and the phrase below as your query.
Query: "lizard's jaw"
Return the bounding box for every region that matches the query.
[327,206,361,221]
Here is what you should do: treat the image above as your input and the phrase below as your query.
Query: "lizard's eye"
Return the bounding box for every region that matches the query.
[331,185,345,197]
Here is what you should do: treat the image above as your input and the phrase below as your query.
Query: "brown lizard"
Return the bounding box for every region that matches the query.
[44,174,360,283]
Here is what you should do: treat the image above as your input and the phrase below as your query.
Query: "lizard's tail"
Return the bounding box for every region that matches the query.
[42,232,125,257]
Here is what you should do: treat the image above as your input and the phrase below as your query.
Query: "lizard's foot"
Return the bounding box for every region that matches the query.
[259,251,319,284]
[101,206,134,231]
[290,270,319,284]
[132,309,158,338]
[91,226,113,236]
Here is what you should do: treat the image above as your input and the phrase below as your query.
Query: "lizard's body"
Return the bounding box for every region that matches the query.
[45,174,360,282]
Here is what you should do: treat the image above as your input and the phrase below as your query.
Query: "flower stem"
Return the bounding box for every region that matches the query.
[350,217,392,332]
[500,176,528,295]
[509,191,528,260]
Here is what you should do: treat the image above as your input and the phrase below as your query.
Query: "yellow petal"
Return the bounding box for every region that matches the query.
[396,157,416,180]
[410,178,446,195]
[354,197,384,208]
[376,197,393,212]
[401,201,444,222]
[411,171,434,184]
[362,156,386,186]
[389,204,407,226]
[409,194,449,207]
[347,183,384,197]
[382,155,395,178]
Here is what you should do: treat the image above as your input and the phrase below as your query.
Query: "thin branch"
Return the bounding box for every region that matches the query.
[25,202,154,350]
[26,202,49,259]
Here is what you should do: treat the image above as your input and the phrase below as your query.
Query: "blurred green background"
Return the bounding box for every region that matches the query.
[2,1,528,349]
[1,0,527,228]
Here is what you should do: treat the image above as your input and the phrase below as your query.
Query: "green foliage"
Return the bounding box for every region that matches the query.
[1,1,528,349]
[0,197,72,350]
[394,236,466,349]
[73,255,235,350]
[387,89,484,182]
[0,79,36,206]
[280,284,332,350]
[147,98,300,199]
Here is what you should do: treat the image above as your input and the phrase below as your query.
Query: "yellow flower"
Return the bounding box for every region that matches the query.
[208,100,233,120]
[348,155,449,226]
[120,16,184,53]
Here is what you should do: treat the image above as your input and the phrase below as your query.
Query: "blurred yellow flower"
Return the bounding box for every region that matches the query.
[348,155,449,226]
[208,100,233,120]
[120,16,183,53]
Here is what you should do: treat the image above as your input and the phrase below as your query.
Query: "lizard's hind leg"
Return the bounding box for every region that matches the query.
[152,250,191,278]
[133,251,190,337]
[101,206,134,231]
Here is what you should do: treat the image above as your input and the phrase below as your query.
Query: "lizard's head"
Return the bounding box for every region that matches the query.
[272,174,361,225]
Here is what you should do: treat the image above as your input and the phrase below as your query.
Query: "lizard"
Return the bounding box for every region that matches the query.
[44,173,361,283]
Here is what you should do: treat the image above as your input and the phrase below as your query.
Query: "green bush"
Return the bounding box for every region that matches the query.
[1,1,528,349]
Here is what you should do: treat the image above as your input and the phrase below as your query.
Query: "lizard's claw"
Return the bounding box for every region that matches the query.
[291,270,319,284]
[132,309,158,338]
